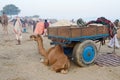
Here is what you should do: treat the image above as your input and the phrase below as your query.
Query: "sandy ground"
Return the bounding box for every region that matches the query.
[0,24,120,80]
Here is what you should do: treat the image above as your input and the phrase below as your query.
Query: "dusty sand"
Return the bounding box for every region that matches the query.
[0,24,120,80]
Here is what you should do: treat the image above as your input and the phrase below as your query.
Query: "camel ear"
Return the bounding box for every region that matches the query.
[30,35,36,40]
[37,34,41,37]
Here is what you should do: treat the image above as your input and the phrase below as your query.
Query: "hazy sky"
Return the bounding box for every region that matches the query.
[0,0,120,21]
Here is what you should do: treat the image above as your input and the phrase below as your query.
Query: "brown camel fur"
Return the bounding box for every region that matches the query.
[30,35,70,73]
[30,34,48,58]
[1,13,8,35]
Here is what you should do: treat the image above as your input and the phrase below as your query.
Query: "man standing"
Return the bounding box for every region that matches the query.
[108,20,120,49]
[114,19,119,28]
[13,16,22,45]
[34,19,44,35]
[44,19,49,36]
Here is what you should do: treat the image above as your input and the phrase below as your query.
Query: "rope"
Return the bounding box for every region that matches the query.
[98,42,102,52]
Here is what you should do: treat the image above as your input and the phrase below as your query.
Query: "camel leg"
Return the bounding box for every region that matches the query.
[51,61,67,73]
[3,25,10,41]
[40,58,49,66]
[60,69,68,74]
[2,25,7,34]
[51,59,70,74]
[44,58,49,65]
[4,25,8,34]
[51,64,68,74]
[6,26,10,40]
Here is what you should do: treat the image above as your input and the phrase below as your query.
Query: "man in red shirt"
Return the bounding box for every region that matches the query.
[34,19,44,35]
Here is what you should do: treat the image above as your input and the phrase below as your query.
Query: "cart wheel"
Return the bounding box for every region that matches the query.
[73,40,97,67]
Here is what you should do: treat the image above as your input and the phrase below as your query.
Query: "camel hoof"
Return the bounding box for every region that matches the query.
[60,70,68,74]
[40,58,44,63]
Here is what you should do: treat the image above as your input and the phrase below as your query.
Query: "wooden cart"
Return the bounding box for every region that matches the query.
[47,25,109,67]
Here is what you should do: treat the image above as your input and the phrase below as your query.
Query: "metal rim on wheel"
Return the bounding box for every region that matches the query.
[82,45,95,64]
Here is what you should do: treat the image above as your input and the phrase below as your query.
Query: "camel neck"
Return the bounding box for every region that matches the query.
[37,40,44,49]
[37,39,48,58]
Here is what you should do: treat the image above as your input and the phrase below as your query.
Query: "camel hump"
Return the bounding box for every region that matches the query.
[55,45,64,52]
[1,14,8,25]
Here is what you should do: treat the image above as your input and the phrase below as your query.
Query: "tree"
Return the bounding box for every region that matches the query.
[2,4,21,16]
[32,15,39,18]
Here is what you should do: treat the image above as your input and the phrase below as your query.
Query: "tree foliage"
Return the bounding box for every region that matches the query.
[32,15,39,18]
[2,4,21,16]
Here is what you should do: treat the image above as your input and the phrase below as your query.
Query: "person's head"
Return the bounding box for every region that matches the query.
[115,19,119,23]
[16,16,20,21]
[45,19,47,22]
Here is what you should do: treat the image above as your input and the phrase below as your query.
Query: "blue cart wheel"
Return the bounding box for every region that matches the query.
[73,40,97,67]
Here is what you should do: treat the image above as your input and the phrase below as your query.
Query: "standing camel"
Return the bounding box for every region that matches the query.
[30,34,70,74]
[1,12,8,35]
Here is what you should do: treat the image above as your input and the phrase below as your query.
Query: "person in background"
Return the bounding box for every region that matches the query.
[33,20,37,32]
[34,19,44,35]
[44,19,49,36]
[108,20,120,49]
[114,19,119,29]
[22,18,27,33]
[13,16,22,45]
[108,34,120,49]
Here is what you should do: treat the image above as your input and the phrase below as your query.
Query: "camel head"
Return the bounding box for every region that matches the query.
[30,34,43,42]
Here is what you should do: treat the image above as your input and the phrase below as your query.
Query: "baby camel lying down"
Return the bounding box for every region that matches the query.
[30,34,70,74]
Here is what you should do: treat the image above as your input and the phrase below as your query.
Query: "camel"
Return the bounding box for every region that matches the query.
[1,13,8,35]
[30,34,70,74]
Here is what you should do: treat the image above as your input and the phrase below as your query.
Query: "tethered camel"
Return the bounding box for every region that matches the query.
[30,34,70,74]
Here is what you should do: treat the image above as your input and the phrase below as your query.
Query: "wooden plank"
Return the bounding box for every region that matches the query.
[71,28,81,38]
[81,26,96,36]
[48,25,108,38]
[57,27,70,38]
